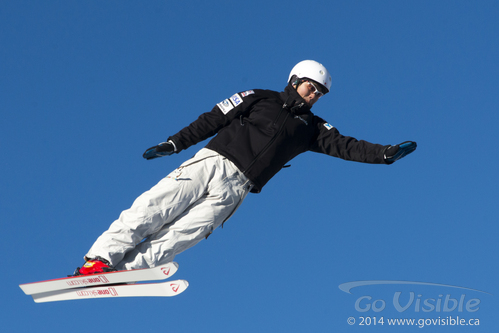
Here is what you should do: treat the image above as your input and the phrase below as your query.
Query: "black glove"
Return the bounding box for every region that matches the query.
[384,141,417,164]
[143,141,175,160]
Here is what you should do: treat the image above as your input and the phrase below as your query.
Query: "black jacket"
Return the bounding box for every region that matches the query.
[169,83,388,193]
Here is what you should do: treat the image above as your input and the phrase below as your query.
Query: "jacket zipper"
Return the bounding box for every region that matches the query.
[243,108,291,174]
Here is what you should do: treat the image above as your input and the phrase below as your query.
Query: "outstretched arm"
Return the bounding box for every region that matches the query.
[310,120,416,164]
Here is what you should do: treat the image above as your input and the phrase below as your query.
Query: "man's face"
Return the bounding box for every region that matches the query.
[295,81,324,106]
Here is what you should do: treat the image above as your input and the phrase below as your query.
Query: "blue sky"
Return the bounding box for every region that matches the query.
[2,1,498,332]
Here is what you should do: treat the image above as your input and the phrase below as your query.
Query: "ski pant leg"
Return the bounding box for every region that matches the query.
[113,154,252,270]
[85,148,252,269]
[85,148,220,265]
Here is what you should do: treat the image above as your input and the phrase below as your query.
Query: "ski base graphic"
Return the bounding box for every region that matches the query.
[31,279,189,303]
[19,262,188,302]
[20,262,179,295]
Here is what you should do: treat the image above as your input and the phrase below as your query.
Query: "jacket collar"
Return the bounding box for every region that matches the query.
[279,82,312,114]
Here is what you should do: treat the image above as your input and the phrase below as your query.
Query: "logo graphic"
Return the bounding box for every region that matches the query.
[241,90,254,97]
[217,99,234,114]
[76,287,118,297]
[294,115,308,125]
[323,123,334,130]
[161,266,171,276]
[109,287,118,296]
[67,275,109,287]
[230,93,242,107]
[170,283,180,292]
[339,280,490,313]
[339,281,491,295]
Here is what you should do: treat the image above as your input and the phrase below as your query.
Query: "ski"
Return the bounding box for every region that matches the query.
[19,262,179,295]
[31,279,189,303]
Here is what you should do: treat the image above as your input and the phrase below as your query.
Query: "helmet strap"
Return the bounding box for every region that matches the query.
[290,76,304,90]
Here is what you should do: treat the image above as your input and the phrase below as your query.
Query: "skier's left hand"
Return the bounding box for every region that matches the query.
[384,141,417,164]
[143,141,175,160]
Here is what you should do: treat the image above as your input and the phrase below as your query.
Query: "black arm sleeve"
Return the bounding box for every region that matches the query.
[309,120,389,164]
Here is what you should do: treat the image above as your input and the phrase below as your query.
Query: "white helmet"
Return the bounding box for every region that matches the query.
[288,60,332,93]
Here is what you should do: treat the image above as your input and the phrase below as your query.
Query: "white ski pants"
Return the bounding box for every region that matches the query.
[85,148,253,270]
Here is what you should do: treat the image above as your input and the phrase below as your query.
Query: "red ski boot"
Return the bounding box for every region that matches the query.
[73,257,116,276]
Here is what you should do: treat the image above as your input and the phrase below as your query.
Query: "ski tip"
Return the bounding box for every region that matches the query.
[171,279,189,295]
[19,284,30,295]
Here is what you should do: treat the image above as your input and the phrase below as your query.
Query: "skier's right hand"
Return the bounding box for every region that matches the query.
[143,141,175,160]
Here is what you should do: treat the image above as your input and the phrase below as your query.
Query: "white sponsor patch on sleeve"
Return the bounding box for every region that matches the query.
[241,90,254,97]
[217,99,234,114]
[323,123,334,130]
[230,93,243,107]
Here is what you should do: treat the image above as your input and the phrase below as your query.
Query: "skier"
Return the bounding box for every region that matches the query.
[75,60,417,275]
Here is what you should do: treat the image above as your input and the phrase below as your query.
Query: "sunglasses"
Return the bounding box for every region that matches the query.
[306,81,325,98]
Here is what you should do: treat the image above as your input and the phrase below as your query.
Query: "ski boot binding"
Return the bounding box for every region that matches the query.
[73,256,116,276]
